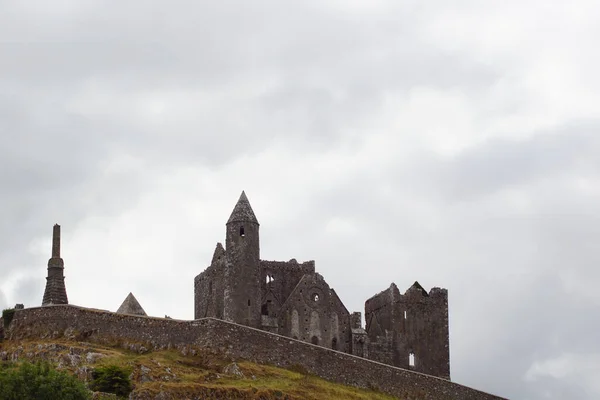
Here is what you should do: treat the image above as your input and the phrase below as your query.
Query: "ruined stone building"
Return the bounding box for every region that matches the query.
[194,192,450,379]
[17,194,509,398]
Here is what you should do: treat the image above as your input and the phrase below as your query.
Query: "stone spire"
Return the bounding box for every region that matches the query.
[116,292,147,316]
[227,191,259,224]
[42,224,69,306]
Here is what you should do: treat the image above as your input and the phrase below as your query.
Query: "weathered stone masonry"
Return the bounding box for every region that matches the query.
[7,305,506,400]
[42,224,68,306]
[366,282,450,378]
[195,191,450,379]
[23,192,500,397]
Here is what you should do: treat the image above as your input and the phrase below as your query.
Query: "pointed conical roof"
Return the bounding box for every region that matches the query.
[227,191,259,224]
[116,292,147,316]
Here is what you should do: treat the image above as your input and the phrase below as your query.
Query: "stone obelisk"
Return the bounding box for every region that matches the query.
[42,224,69,305]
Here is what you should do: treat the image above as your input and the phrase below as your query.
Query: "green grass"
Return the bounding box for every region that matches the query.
[0,339,399,399]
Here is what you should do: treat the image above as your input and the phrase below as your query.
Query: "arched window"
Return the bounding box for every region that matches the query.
[240,226,245,237]
[311,336,319,345]
[409,352,415,367]
[331,337,338,350]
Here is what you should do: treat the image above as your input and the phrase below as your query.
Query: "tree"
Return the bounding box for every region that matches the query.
[89,365,133,398]
[0,361,90,400]
[2,309,15,329]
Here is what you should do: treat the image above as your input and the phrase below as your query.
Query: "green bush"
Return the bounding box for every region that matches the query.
[90,365,133,398]
[2,309,15,329]
[0,361,90,400]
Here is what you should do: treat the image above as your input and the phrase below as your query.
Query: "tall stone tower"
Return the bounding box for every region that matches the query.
[42,224,69,306]
[223,191,261,327]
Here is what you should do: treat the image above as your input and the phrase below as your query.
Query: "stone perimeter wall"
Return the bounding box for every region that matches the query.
[7,305,506,400]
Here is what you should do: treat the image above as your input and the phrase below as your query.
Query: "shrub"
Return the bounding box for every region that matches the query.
[2,309,15,329]
[89,365,133,398]
[0,361,91,400]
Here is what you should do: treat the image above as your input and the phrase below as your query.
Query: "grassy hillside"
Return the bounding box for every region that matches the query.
[0,339,399,400]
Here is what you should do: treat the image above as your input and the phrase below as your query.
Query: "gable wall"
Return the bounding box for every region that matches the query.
[278,274,351,352]
[260,260,315,310]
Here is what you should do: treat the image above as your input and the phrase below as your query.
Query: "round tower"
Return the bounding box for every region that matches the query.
[223,191,261,328]
[42,224,69,306]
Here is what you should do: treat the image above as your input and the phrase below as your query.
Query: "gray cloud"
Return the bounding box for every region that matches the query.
[1,1,599,399]
[434,123,600,200]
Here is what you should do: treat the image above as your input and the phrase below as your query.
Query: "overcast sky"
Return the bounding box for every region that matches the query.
[1,1,599,399]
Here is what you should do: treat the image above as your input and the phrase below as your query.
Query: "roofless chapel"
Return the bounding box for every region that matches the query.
[194,191,450,379]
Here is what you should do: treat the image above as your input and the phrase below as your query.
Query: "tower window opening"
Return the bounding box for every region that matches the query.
[332,337,338,350]
[248,299,251,306]
[404,310,407,319]
[240,226,245,237]
[311,336,319,345]
[409,352,415,367]
[312,293,320,302]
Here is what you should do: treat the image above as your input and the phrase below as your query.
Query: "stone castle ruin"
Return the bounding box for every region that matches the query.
[194,191,450,379]
[1,191,501,400]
